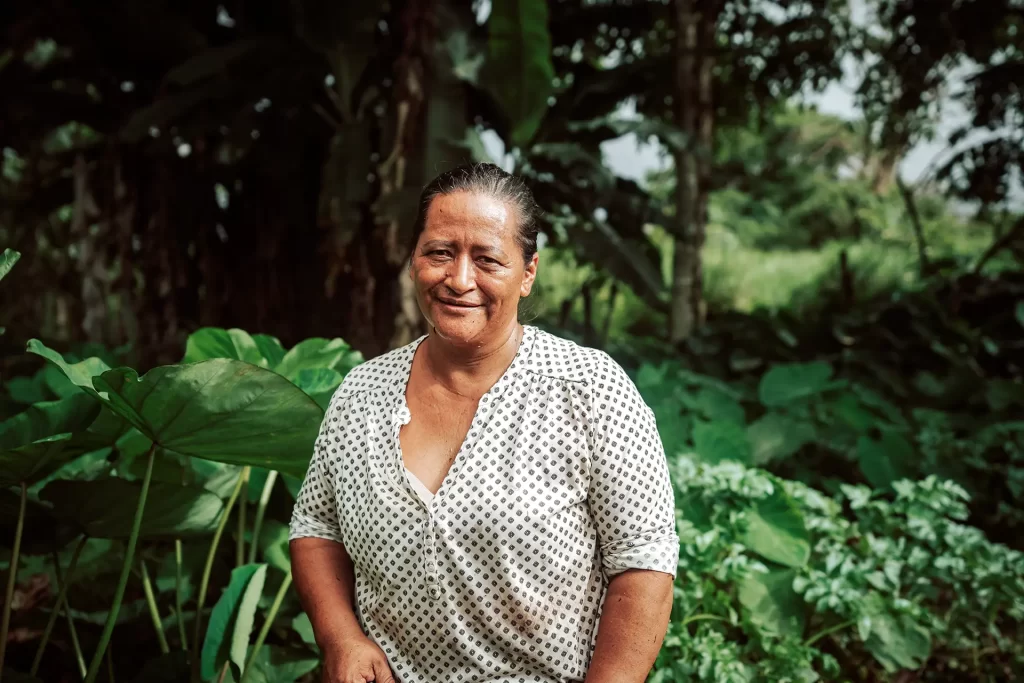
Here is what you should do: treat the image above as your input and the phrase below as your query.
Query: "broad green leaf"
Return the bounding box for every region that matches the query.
[864,610,932,672]
[0,248,20,282]
[202,564,264,681]
[747,413,815,465]
[485,0,555,147]
[241,645,319,683]
[292,368,343,409]
[41,477,224,539]
[692,420,752,464]
[689,387,745,424]
[276,338,359,381]
[252,334,287,369]
[0,393,103,486]
[31,344,324,478]
[182,328,267,366]
[758,362,834,407]
[857,432,915,489]
[26,340,112,391]
[230,564,269,673]
[738,567,806,637]
[257,520,291,572]
[291,613,318,650]
[740,489,810,568]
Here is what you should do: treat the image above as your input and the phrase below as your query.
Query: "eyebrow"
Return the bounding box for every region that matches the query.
[420,240,509,260]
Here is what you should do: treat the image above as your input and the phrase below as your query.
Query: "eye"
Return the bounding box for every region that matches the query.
[478,256,500,265]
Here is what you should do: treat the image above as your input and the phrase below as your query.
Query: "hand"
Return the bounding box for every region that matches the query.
[322,634,396,683]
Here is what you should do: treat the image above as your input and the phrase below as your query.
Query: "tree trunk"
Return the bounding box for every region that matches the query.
[669,0,716,343]
[896,173,929,277]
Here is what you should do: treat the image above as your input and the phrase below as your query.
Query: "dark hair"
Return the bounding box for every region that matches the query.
[410,163,541,263]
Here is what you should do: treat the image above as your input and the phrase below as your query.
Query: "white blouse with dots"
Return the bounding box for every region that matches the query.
[289,325,679,683]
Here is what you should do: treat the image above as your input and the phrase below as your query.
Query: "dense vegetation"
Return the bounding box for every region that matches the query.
[2,0,1023,681]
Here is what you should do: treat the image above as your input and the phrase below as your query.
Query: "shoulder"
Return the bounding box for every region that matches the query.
[526,326,632,388]
[323,337,421,412]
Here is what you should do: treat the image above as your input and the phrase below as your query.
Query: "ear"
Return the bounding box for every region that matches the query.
[520,252,539,297]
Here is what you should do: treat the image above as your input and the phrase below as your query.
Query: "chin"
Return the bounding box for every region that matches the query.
[429,313,489,344]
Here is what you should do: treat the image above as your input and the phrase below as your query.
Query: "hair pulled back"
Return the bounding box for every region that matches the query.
[410,163,541,263]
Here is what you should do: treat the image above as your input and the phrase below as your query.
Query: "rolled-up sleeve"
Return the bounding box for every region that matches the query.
[586,354,679,578]
[289,391,345,543]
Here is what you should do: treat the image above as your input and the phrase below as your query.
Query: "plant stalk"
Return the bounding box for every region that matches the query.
[239,572,293,683]
[805,618,857,647]
[0,482,27,675]
[66,601,87,680]
[237,467,250,568]
[83,443,157,683]
[190,469,247,683]
[140,557,170,654]
[31,537,87,676]
[174,539,187,650]
[105,641,115,683]
[247,471,278,564]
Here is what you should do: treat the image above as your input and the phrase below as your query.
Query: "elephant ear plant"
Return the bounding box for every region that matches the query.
[16,340,325,683]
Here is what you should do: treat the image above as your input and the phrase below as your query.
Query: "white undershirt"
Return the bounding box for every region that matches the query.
[404,467,435,505]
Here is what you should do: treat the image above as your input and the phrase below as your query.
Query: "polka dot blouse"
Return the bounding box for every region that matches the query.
[289,324,679,682]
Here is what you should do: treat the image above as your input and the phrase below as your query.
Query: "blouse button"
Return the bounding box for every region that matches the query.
[427,585,441,599]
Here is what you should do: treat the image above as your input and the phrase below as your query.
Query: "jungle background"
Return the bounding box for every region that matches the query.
[2,0,1024,682]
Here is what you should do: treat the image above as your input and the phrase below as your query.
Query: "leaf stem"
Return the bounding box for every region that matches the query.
[0,482,27,674]
[239,572,293,683]
[237,467,250,568]
[805,618,857,647]
[140,557,170,654]
[247,471,278,564]
[175,539,187,650]
[31,537,87,676]
[191,469,248,683]
[680,613,730,627]
[83,443,157,683]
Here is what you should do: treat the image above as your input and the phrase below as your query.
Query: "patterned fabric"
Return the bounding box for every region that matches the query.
[290,325,679,683]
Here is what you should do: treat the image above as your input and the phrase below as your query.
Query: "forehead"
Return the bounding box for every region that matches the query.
[423,191,518,244]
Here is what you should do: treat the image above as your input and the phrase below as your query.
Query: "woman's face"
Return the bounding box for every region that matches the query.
[409,191,538,345]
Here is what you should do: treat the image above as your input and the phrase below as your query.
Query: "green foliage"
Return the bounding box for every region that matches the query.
[201,564,267,681]
[654,457,1024,680]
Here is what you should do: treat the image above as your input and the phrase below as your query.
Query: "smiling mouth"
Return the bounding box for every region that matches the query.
[436,298,481,308]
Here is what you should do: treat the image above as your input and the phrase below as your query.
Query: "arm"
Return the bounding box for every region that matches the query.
[584,569,674,683]
[584,353,680,679]
[289,537,363,649]
[289,388,394,683]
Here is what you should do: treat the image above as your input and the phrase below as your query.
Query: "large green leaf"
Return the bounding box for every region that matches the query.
[747,413,815,465]
[692,420,752,465]
[201,564,266,681]
[25,340,111,391]
[40,477,224,539]
[0,248,21,283]
[292,369,343,410]
[740,489,810,568]
[0,393,103,486]
[275,338,360,381]
[229,564,269,673]
[485,0,555,147]
[182,328,267,367]
[30,342,324,478]
[738,567,806,637]
[758,362,835,407]
[290,614,318,650]
[864,609,932,672]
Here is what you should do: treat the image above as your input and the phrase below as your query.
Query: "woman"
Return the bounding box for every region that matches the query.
[289,163,679,683]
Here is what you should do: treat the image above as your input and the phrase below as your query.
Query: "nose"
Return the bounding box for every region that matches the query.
[445,254,475,294]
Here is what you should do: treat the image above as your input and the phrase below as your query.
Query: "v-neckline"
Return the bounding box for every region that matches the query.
[392,325,536,507]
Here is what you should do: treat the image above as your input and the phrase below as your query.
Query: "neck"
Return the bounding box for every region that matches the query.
[423,322,523,396]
